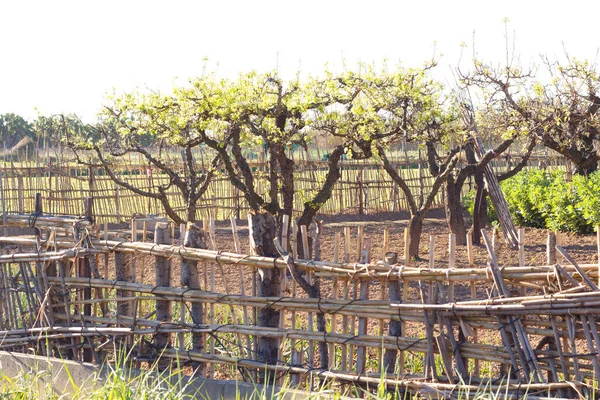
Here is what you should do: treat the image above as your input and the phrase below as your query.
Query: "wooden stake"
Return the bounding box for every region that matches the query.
[466,233,474,267]
[300,224,310,260]
[518,228,525,268]
[597,226,600,287]
[404,227,410,267]
[428,235,435,269]
[281,215,290,252]
[300,225,315,370]
[448,233,456,269]
[547,231,557,265]
[383,229,390,260]
[356,279,369,374]
[356,226,364,262]
[343,227,351,264]
[448,233,456,303]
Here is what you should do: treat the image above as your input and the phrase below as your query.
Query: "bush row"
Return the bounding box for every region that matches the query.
[465,169,600,234]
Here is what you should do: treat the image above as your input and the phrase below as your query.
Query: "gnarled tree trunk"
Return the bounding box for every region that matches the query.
[180,222,207,377]
[407,213,425,260]
[471,180,487,245]
[248,212,281,383]
[445,176,467,245]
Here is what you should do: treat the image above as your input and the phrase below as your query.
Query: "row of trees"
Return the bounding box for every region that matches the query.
[24,55,600,376]
[33,56,600,254]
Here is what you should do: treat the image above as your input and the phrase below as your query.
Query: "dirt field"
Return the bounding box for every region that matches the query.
[211,209,598,270]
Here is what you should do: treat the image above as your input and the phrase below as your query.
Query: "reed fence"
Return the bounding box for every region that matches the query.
[0,153,570,223]
[0,199,599,398]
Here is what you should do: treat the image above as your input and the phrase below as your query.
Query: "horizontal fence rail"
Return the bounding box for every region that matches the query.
[0,151,571,223]
[0,210,599,398]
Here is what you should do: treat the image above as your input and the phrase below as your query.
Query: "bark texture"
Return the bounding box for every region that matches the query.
[180,222,207,376]
[248,212,281,382]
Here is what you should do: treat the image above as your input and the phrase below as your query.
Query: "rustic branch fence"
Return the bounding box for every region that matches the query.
[0,153,569,223]
[1,199,599,398]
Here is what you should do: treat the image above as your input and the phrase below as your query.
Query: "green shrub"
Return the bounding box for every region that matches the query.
[501,169,552,228]
[465,169,600,234]
[544,175,591,233]
[574,172,600,229]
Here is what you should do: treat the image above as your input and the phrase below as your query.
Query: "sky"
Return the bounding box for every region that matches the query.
[1,0,599,122]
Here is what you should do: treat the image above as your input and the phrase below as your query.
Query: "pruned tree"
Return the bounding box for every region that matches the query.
[351,63,462,259]
[463,51,600,175]
[55,90,221,225]
[432,88,537,246]
[184,69,386,374]
[182,70,338,378]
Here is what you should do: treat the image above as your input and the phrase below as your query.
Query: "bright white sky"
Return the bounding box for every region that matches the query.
[1,0,598,122]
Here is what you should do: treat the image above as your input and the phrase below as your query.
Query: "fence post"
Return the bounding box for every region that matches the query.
[115,218,132,322]
[0,173,6,237]
[358,170,364,215]
[547,231,557,265]
[79,197,93,362]
[356,237,371,374]
[115,184,121,224]
[154,223,171,369]
[384,252,401,373]
[597,226,600,287]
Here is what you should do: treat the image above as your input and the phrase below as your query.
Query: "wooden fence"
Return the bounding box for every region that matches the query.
[0,204,599,398]
[0,153,571,223]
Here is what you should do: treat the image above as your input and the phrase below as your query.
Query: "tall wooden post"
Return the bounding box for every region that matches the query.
[79,197,93,362]
[0,172,6,237]
[17,176,24,214]
[597,227,600,287]
[384,252,402,373]
[547,231,557,265]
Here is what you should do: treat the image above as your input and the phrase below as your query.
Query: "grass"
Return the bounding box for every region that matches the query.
[0,343,594,399]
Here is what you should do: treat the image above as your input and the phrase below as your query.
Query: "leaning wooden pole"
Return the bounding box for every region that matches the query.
[473,137,519,249]
[457,87,518,249]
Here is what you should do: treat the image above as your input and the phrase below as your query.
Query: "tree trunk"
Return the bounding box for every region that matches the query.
[466,144,484,245]
[295,230,313,259]
[407,213,424,259]
[276,145,295,217]
[575,163,597,176]
[471,177,486,246]
[248,212,281,383]
[180,222,207,377]
[445,177,467,245]
[186,202,196,223]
